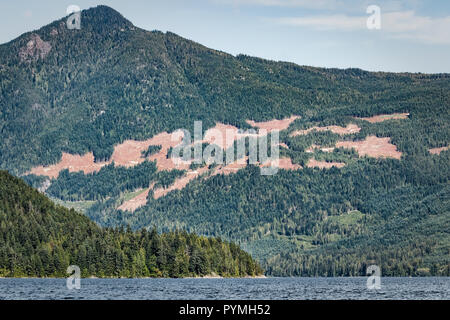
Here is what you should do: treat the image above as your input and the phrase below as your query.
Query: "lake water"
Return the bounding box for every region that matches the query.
[0,277,448,300]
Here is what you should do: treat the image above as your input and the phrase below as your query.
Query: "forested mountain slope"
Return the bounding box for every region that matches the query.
[1,5,448,173]
[0,171,262,277]
[1,6,449,276]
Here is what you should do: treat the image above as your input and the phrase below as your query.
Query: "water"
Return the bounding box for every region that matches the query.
[0,277,448,300]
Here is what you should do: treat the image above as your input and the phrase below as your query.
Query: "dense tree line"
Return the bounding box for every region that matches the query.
[88,151,449,276]
[0,171,262,277]
[265,185,450,276]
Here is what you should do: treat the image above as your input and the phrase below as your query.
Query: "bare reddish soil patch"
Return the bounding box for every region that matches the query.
[29,117,300,179]
[278,142,290,149]
[204,117,298,150]
[28,131,188,178]
[260,157,302,170]
[199,123,262,151]
[203,123,246,150]
[211,155,302,175]
[306,159,345,169]
[336,136,402,159]
[278,157,302,170]
[19,34,51,62]
[429,146,449,155]
[30,116,304,204]
[144,131,191,171]
[358,113,409,123]
[110,139,153,167]
[120,134,402,206]
[246,116,300,132]
[117,186,153,212]
[29,152,108,179]
[153,166,209,199]
[291,124,360,137]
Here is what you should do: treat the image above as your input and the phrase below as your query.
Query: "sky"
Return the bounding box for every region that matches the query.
[1,0,450,73]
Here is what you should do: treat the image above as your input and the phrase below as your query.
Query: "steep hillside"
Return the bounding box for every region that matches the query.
[1,5,449,173]
[0,171,262,277]
[1,6,449,276]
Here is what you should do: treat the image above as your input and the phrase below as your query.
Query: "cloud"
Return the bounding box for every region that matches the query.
[276,15,365,30]
[383,11,450,45]
[274,10,450,44]
[214,0,450,44]
[213,0,420,11]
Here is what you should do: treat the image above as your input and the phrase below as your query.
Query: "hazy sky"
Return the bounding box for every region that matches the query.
[1,0,450,73]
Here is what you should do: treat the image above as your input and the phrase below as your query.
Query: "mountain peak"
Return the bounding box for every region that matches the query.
[80,5,134,29]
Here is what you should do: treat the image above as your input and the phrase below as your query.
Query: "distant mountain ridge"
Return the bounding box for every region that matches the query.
[1,5,448,173]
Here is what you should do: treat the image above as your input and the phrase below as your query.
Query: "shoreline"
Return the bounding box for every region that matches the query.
[2,275,448,279]
[0,274,267,279]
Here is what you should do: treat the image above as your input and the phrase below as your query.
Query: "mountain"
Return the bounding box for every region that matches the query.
[0,170,262,277]
[1,5,449,276]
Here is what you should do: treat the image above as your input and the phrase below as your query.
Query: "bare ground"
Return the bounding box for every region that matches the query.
[203,123,245,150]
[336,136,402,159]
[246,115,299,132]
[117,186,153,212]
[153,166,210,199]
[306,159,345,169]
[204,116,298,150]
[28,131,188,178]
[290,124,361,137]
[29,117,300,178]
[429,146,449,155]
[358,113,409,123]
[260,157,302,170]
[29,152,108,178]
[115,134,402,210]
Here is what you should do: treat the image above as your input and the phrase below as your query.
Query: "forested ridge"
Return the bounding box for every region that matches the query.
[93,155,449,276]
[0,171,262,277]
[1,6,449,276]
[1,5,449,173]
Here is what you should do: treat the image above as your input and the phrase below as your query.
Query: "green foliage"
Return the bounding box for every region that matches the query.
[265,185,450,277]
[21,174,49,190]
[142,145,162,158]
[96,152,449,276]
[0,171,262,277]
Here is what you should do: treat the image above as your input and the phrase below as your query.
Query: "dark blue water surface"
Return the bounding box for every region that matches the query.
[0,277,448,300]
